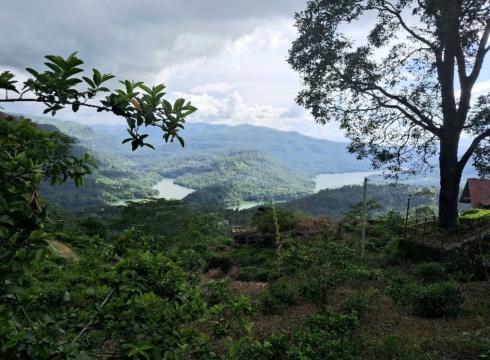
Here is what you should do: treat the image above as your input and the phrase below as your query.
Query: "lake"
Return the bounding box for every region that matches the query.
[152,178,195,199]
[313,171,378,192]
[150,172,377,207]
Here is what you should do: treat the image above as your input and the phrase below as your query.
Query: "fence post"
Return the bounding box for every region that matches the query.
[361,177,368,257]
[404,193,411,234]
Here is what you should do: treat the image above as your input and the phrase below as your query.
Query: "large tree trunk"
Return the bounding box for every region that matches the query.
[438,131,462,229]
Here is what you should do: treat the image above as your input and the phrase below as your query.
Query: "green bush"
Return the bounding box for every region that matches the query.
[410,281,464,318]
[261,279,300,314]
[460,208,490,224]
[205,254,233,273]
[411,262,448,283]
[289,310,359,359]
[460,327,490,359]
[202,279,232,306]
[251,205,303,234]
[376,336,434,360]
[342,288,379,318]
[387,278,464,318]
[78,217,108,238]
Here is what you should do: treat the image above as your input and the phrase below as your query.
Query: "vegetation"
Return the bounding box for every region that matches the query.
[289,0,490,228]
[0,53,196,150]
[281,184,435,221]
[1,9,490,360]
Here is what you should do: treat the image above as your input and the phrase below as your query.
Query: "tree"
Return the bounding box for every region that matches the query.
[288,0,490,229]
[0,53,197,149]
[0,54,198,344]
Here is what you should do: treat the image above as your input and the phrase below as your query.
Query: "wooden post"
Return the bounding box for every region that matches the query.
[361,177,368,257]
[405,193,411,233]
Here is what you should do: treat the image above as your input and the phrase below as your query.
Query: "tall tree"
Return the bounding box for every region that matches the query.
[288,0,490,229]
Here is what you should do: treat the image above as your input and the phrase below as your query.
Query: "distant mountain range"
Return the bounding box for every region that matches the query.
[19,113,370,210]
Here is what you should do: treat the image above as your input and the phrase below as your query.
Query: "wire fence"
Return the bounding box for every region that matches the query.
[404,216,490,250]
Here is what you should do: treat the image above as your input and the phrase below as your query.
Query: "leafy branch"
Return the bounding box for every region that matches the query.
[0,53,197,150]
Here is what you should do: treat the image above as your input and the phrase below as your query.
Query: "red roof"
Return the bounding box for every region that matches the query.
[460,179,490,208]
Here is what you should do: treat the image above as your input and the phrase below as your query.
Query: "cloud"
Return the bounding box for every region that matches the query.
[0,0,307,80]
[3,1,487,144]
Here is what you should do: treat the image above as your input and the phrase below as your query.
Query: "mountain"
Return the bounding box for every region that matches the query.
[90,122,370,176]
[18,113,370,210]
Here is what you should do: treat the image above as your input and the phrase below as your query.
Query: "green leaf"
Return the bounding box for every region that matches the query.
[176,135,185,147]
[174,98,185,112]
[162,100,173,114]
[93,68,102,86]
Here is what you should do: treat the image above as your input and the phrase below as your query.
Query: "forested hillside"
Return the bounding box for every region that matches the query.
[26,114,370,210]
[281,184,437,221]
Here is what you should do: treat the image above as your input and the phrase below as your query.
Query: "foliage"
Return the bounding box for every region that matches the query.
[251,205,303,234]
[1,53,197,150]
[289,310,359,360]
[282,184,435,221]
[288,0,490,228]
[226,309,359,360]
[460,208,490,223]
[387,277,464,318]
[205,254,233,274]
[280,237,379,304]
[261,279,301,314]
[460,327,490,359]
[0,117,95,302]
[375,336,433,360]
[411,262,449,284]
[202,280,233,306]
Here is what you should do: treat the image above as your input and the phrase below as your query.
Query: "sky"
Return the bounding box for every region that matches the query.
[1,1,489,142]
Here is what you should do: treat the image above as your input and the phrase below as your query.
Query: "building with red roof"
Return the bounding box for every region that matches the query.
[459,179,490,208]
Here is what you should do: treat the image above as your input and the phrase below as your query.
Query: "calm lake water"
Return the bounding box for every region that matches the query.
[150,172,377,208]
[152,178,195,200]
[313,171,377,192]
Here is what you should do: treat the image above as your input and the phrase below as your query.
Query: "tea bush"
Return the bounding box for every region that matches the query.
[387,277,464,318]
[411,262,448,283]
[261,278,300,314]
[205,254,233,274]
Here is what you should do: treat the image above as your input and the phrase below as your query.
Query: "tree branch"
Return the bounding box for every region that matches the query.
[458,128,490,170]
[363,82,440,134]
[0,97,107,111]
[372,2,437,50]
[468,19,490,85]
[73,289,114,343]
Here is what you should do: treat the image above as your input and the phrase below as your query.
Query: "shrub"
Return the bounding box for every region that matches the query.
[79,217,108,238]
[342,288,379,319]
[410,281,464,318]
[251,206,303,234]
[202,279,232,306]
[226,335,290,359]
[262,279,300,314]
[411,262,448,283]
[387,278,464,318]
[205,254,233,274]
[289,310,359,360]
[460,327,490,359]
[376,336,433,360]
[460,208,490,224]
